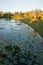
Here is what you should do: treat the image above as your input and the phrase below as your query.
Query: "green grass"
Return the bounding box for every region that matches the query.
[29,21,43,37]
[20,19,43,37]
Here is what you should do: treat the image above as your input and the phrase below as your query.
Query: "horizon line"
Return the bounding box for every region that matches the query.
[0,9,43,13]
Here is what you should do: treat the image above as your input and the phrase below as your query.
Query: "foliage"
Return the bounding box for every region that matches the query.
[0,12,13,19]
[0,9,43,20]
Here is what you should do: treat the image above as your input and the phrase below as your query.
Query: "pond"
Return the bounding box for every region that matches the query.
[0,19,43,65]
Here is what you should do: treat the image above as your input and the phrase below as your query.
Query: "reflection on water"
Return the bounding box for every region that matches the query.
[0,19,43,65]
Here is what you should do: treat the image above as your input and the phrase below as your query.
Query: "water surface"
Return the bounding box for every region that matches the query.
[0,19,43,65]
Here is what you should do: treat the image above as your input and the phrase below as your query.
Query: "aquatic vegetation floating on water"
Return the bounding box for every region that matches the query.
[0,45,40,65]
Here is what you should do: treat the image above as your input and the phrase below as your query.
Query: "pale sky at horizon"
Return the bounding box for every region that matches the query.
[0,0,43,12]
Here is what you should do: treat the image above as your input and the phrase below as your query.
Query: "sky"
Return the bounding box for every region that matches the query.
[0,0,43,12]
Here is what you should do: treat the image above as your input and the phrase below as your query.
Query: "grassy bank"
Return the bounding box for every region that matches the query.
[20,19,43,37]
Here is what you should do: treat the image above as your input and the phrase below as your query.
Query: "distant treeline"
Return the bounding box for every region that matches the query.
[0,12,13,19]
[0,9,43,21]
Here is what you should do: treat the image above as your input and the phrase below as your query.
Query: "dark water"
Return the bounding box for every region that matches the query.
[0,19,43,65]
